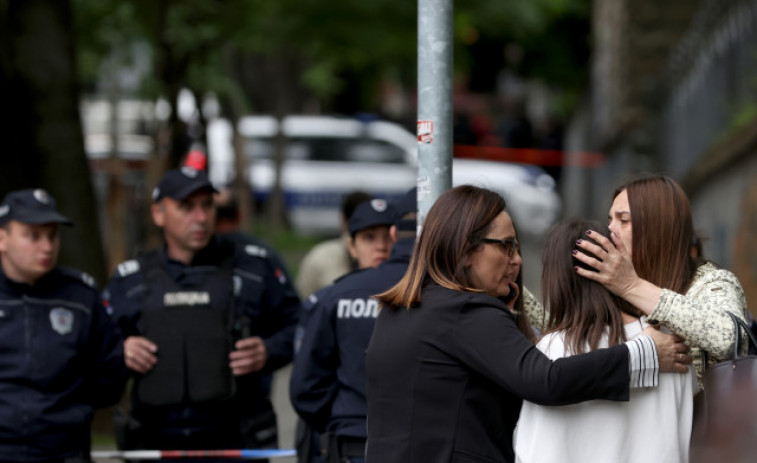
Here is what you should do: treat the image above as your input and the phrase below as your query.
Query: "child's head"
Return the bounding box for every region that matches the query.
[541,220,637,354]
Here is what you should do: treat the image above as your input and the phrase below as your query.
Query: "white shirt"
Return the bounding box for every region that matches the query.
[515,320,697,463]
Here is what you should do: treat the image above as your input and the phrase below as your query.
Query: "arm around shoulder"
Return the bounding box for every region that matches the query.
[451,296,631,406]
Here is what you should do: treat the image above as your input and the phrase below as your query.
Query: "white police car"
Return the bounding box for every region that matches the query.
[207,115,561,237]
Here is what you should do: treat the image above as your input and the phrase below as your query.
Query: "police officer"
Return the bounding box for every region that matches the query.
[290,189,417,463]
[295,191,371,299]
[104,167,300,452]
[0,189,127,463]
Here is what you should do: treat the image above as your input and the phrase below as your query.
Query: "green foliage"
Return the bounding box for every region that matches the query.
[73,0,591,112]
[73,0,143,84]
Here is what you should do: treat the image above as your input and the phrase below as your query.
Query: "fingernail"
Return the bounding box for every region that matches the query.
[571,249,578,256]
[575,239,582,245]
[574,266,579,272]
[586,230,592,235]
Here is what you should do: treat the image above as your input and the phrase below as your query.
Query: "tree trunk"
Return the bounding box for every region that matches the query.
[1,0,106,284]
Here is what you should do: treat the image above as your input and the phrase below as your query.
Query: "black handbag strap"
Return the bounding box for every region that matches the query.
[728,311,757,359]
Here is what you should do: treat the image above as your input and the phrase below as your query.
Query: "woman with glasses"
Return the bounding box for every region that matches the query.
[364,185,691,463]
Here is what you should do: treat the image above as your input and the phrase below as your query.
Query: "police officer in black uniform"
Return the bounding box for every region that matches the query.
[290,189,417,463]
[104,167,300,453]
[0,189,127,463]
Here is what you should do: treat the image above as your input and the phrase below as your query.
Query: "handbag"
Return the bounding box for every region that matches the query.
[691,312,757,461]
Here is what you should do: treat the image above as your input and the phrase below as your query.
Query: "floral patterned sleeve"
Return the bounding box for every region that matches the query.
[523,286,548,333]
[648,262,748,362]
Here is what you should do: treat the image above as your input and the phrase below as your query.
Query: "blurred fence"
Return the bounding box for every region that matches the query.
[660,0,757,177]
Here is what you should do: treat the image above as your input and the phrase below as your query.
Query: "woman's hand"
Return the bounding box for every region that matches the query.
[573,230,639,298]
[501,282,519,312]
[643,326,691,373]
[573,230,662,315]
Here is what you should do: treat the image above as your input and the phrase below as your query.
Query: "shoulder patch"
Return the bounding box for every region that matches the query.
[117,259,140,277]
[56,267,98,290]
[80,272,97,288]
[245,244,268,258]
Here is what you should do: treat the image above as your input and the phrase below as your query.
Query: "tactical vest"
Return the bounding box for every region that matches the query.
[136,246,236,406]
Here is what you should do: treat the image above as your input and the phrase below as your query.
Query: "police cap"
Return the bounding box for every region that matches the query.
[393,187,417,231]
[0,189,73,226]
[152,167,217,202]
[348,199,397,235]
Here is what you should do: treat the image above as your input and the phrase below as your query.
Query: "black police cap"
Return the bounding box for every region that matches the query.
[393,187,417,231]
[348,199,397,235]
[0,189,73,226]
[152,167,217,202]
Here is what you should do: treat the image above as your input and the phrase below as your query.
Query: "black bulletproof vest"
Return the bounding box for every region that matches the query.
[136,248,236,406]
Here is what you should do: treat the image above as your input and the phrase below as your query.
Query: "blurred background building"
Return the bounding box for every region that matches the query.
[564,0,757,310]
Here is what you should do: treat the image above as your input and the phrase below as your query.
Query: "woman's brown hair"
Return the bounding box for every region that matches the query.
[542,220,638,354]
[376,185,535,341]
[614,175,697,293]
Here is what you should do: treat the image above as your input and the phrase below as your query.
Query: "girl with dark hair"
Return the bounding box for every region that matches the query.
[364,185,690,463]
[574,174,748,386]
[515,220,696,462]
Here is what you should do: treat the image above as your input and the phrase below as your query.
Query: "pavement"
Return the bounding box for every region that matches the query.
[271,365,298,463]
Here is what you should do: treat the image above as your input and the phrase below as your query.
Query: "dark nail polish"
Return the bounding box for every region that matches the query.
[572,249,578,256]
[586,230,592,235]
[575,239,582,245]
[574,266,579,272]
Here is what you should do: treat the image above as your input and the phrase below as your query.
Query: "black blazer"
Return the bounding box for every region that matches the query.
[365,284,630,463]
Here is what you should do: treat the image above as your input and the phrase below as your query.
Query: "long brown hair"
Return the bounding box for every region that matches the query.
[615,174,697,293]
[542,220,637,354]
[376,185,535,342]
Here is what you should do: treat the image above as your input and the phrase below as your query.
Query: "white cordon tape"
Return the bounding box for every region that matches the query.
[91,449,297,460]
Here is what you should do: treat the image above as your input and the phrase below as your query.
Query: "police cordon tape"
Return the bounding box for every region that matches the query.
[91,449,297,460]
[453,145,606,168]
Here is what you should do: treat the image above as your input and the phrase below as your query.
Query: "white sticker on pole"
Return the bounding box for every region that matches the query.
[417,120,433,143]
[417,177,431,198]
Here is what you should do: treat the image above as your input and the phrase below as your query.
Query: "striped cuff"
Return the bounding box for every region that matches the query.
[626,335,659,388]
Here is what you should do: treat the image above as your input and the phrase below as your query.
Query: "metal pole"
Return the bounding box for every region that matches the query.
[417,0,454,227]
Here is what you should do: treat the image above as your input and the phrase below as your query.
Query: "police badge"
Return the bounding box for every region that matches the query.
[50,307,73,335]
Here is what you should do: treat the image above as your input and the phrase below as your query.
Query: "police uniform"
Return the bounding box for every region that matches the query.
[104,170,300,452]
[290,191,416,463]
[0,189,127,463]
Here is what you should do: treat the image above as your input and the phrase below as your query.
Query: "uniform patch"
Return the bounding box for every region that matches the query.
[50,307,74,335]
[233,275,243,296]
[117,260,140,277]
[294,326,305,354]
[337,297,380,318]
[274,268,287,284]
[80,272,96,288]
[181,166,199,178]
[33,189,50,204]
[370,199,388,212]
[245,245,268,258]
[102,298,114,316]
[163,291,211,306]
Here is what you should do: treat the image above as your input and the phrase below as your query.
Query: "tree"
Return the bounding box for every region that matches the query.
[71,0,590,241]
[0,0,106,283]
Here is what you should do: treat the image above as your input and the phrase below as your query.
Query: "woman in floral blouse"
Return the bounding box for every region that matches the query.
[570,174,748,386]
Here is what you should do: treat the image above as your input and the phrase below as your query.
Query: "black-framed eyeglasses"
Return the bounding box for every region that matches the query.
[481,238,520,257]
